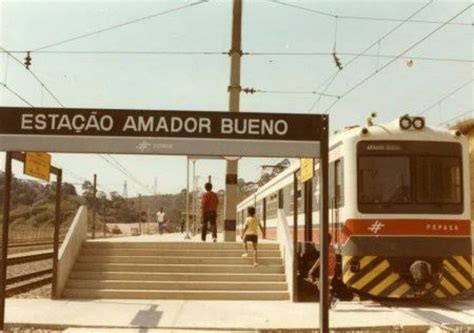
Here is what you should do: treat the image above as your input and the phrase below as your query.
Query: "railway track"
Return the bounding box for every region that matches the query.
[5,250,54,297]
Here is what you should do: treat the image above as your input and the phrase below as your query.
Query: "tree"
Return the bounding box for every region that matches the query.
[81,180,95,207]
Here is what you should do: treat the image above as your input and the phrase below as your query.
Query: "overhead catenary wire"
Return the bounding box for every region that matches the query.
[0,46,65,107]
[3,49,472,64]
[106,154,150,191]
[267,0,471,26]
[32,1,209,52]
[438,110,474,126]
[246,88,340,98]
[324,3,473,114]
[419,79,473,115]
[7,50,226,55]
[96,155,151,195]
[307,0,435,113]
[0,82,34,106]
[62,169,115,194]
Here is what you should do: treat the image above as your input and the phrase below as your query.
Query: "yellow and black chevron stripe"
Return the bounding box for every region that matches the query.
[426,256,472,299]
[342,255,472,299]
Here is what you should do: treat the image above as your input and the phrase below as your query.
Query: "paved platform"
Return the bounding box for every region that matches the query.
[5,298,474,331]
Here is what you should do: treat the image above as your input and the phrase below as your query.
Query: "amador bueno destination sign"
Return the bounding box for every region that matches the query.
[0,107,327,158]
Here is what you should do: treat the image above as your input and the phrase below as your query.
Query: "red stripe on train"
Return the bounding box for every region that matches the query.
[342,219,471,237]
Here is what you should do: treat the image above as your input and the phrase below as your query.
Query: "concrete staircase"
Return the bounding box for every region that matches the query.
[63,241,289,300]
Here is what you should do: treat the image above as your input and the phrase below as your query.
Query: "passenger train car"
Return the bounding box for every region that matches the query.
[237,115,472,299]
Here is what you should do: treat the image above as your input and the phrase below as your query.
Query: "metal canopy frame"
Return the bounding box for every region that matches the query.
[0,106,330,331]
[0,151,63,330]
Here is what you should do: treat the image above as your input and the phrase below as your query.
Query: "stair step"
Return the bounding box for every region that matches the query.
[62,289,290,300]
[76,256,282,265]
[66,280,287,291]
[80,249,281,257]
[82,242,279,250]
[69,271,286,282]
[73,263,284,274]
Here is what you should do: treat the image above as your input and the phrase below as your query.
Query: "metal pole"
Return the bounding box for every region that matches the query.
[292,171,298,302]
[0,152,12,330]
[138,194,142,235]
[92,174,97,239]
[185,157,190,239]
[319,115,329,332]
[224,0,242,242]
[192,160,196,237]
[52,168,62,299]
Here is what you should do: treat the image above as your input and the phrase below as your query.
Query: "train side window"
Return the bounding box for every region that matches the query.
[329,161,335,207]
[335,159,344,207]
[329,159,344,208]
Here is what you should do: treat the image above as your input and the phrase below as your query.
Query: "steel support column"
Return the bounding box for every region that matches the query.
[0,152,12,331]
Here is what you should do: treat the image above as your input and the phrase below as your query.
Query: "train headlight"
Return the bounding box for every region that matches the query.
[399,116,412,130]
[412,117,425,130]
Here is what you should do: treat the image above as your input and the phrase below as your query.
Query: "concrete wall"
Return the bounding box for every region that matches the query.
[57,206,88,297]
[277,209,294,301]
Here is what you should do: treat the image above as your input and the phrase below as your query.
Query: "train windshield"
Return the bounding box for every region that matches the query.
[358,141,463,214]
[359,156,411,203]
[415,156,462,204]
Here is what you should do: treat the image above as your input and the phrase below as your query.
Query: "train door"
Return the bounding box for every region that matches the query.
[304,179,313,242]
[333,159,343,246]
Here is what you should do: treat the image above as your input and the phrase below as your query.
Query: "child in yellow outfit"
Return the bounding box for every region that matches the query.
[241,206,264,266]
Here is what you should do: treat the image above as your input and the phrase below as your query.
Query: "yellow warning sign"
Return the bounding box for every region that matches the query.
[24,152,51,181]
[300,158,314,183]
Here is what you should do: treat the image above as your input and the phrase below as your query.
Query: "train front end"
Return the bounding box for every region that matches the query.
[340,117,472,299]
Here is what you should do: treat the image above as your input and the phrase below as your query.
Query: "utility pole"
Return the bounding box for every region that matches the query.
[224,0,242,242]
[92,174,97,239]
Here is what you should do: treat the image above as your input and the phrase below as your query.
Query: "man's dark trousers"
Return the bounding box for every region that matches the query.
[201,211,217,241]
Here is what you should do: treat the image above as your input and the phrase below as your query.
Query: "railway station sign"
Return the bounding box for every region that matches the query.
[300,158,314,182]
[0,107,326,158]
[24,152,51,181]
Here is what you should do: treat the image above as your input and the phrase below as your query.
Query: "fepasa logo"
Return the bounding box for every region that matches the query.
[368,220,385,234]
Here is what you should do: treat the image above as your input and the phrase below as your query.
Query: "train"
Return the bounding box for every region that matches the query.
[237,115,472,299]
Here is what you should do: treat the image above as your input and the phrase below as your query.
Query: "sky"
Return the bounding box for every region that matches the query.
[0,0,472,196]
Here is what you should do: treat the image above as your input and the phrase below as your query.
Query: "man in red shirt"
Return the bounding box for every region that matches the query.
[200,182,219,242]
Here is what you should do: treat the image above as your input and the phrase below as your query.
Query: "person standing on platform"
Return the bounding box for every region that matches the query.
[304,234,338,309]
[180,218,185,233]
[156,207,166,235]
[200,182,218,242]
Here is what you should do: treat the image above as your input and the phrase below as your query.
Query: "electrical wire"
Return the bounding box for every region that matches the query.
[4,49,471,64]
[97,155,151,195]
[438,110,474,126]
[253,89,340,98]
[306,0,435,113]
[419,79,473,115]
[245,52,474,63]
[107,154,150,191]
[267,0,471,26]
[32,1,209,52]
[0,46,65,107]
[324,3,473,114]
[0,82,34,106]
[7,50,226,55]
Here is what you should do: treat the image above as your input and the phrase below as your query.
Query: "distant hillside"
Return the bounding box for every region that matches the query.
[0,171,82,239]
